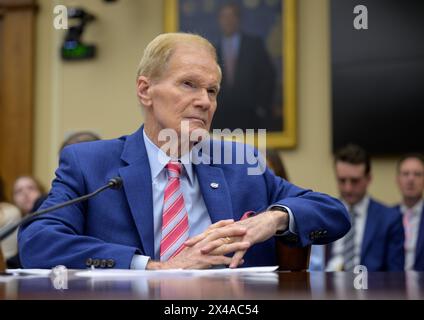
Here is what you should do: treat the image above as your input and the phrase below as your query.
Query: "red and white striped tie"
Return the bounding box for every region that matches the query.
[160,161,189,261]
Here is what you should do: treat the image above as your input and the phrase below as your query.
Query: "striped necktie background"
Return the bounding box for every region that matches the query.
[343,210,357,271]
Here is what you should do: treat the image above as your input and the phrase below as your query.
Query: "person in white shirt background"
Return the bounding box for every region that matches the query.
[395,154,424,271]
[326,144,404,271]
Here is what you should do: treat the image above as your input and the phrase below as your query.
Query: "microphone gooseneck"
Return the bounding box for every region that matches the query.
[108,177,123,189]
[0,177,123,242]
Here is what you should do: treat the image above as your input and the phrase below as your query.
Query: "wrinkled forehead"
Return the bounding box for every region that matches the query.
[165,44,221,81]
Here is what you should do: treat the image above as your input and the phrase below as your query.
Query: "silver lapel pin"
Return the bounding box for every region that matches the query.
[210,182,219,189]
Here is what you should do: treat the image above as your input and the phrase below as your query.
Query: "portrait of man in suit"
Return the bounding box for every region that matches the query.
[175,0,286,133]
[211,2,277,131]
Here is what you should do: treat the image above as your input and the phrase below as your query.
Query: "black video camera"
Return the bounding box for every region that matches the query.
[61,7,96,61]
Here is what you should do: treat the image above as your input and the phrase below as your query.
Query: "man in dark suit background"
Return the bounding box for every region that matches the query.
[395,154,424,270]
[212,2,277,130]
[327,144,404,271]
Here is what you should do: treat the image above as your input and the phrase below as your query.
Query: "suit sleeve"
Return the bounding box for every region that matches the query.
[18,146,141,269]
[263,167,351,247]
[386,213,405,271]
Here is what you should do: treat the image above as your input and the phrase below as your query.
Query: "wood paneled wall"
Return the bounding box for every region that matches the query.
[0,0,36,201]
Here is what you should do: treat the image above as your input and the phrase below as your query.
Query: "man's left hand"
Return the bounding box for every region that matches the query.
[184,210,289,268]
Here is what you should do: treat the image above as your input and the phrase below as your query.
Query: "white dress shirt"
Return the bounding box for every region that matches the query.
[326,196,370,271]
[400,199,423,270]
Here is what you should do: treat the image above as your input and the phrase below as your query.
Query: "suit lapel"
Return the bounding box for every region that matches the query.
[194,163,234,223]
[118,126,155,258]
[414,206,424,268]
[361,199,379,262]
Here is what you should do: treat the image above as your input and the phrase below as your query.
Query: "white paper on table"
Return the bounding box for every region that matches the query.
[75,266,278,278]
[4,269,52,276]
[187,266,278,274]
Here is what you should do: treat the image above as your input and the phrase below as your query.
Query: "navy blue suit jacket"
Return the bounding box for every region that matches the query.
[360,199,404,271]
[19,126,350,269]
[394,204,424,271]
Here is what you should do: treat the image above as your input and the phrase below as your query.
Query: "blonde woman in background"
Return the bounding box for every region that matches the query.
[12,176,45,216]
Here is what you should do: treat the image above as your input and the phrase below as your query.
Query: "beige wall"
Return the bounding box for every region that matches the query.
[34,0,162,184]
[34,0,402,205]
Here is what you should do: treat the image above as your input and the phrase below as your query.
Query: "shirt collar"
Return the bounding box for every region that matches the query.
[401,199,424,216]
[342,195,370,217]
[143,129,194,183]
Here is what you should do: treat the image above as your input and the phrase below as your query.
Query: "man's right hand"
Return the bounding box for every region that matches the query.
[146,220,250,270]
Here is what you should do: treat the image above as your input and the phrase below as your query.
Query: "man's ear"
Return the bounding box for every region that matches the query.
[136,76,153,107]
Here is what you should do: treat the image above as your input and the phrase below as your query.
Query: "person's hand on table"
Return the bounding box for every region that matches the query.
[185,210,289,268]
[146,219,249,270]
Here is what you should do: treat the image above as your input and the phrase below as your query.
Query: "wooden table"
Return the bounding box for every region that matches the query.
[1,271,423,300]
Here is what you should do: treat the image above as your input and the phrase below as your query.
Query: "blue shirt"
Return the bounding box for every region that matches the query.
[130,131,212,269]
[222,33,241,59]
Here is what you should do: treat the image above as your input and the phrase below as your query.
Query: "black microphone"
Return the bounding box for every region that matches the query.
[0,177,123,242]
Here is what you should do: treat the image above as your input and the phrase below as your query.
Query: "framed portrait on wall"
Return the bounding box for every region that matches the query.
[164,0,297,149]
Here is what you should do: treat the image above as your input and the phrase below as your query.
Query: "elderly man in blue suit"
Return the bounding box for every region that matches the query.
[19,33,350,270]
[395,154,424,271]
[327,144,404,271]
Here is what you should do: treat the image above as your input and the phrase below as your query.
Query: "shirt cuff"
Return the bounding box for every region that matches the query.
[267,205,297,236]
[130,254,151,270]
